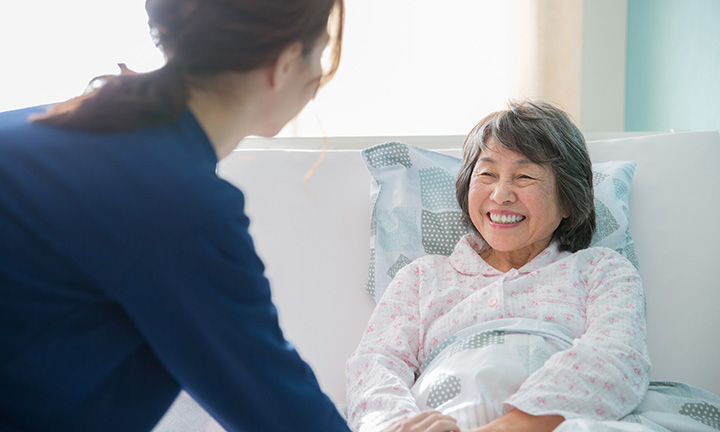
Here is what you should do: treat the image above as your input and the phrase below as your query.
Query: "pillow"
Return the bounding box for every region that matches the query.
[362,142,638,302]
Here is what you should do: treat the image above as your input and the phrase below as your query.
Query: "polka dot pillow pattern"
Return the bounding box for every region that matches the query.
[362,142,638,302]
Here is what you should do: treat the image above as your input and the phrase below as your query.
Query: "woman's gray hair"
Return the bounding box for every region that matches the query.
[455,99,595,252]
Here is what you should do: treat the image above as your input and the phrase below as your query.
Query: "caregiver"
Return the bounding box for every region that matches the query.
[0,0,349,431]
[346,100,652,432]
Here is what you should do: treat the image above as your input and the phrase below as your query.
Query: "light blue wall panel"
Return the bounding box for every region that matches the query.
[626,0,720,132]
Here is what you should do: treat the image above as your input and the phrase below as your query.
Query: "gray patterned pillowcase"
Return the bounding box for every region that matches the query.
[362,142,638,302]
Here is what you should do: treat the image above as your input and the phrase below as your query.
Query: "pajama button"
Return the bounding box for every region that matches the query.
[488,297,498,307]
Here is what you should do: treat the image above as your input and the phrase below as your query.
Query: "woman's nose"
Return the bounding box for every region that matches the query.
[491,181,516,204]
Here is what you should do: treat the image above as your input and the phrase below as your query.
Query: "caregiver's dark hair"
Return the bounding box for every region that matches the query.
[455,99,596,252]
[32,0,344,133]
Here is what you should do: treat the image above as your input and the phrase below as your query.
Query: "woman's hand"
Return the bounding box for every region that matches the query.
[382,411,460,432]
[469,409,564,432]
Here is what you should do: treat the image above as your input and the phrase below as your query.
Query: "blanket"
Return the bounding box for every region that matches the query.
[410,319,719,431]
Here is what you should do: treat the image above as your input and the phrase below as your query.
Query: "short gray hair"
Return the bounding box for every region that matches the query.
[455,99,595,252]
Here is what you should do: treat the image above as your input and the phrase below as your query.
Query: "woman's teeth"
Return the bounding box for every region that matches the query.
[489,213,525,224]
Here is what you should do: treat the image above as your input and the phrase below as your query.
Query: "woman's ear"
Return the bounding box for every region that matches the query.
[269,42,303,90]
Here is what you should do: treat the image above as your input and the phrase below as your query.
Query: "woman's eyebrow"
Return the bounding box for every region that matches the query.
[477,156,534,166]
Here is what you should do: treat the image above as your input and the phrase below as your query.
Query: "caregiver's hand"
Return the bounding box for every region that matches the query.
[469,409,564,432]
[382,411,460,432]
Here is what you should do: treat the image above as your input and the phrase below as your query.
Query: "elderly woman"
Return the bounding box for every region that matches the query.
[346,100,651,432]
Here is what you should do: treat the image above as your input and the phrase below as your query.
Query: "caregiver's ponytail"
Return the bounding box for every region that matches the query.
[33,0,344,133]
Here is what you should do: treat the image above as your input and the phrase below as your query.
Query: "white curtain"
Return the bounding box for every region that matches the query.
[508,0,585,125]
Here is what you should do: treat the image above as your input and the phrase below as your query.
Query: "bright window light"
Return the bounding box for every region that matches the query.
[0,0,163,113]
[1,1,511,137]
[282,0,512,137]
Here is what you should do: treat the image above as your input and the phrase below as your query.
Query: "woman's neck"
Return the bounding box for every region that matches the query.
[185,72,264,160]
[480,244,548,272]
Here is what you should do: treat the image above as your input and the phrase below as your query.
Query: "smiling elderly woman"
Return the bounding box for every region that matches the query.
[345,100,651,432]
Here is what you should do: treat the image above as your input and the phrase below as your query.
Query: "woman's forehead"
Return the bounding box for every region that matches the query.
[475,143,553,176]
[478,139,530,162]
[479,135,551,165]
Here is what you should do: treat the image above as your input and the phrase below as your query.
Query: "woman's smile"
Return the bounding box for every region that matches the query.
[488,211,526,226]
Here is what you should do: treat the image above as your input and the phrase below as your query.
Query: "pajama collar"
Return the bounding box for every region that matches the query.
[448,233,569,276]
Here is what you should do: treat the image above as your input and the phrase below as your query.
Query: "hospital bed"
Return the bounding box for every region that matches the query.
[153,130,720,431]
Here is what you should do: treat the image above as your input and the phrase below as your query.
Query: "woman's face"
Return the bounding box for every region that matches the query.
[467,137,568,260]
[263,32,329,136]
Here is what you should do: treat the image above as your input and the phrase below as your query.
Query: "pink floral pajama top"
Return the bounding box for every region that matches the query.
[345,233,651,431]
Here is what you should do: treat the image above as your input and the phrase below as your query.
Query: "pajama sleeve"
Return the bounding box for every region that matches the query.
[345,263,427,432]
[504,248,652,421]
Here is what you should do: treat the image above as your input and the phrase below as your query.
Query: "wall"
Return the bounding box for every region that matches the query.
[625,0,720,132]
[581,0,628,132]
[510,0,625,132]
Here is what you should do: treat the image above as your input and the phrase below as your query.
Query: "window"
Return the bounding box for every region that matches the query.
[2,1,513,138]
[0,0,163,113]
[280,0,513,137]
[6,1,622,137]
